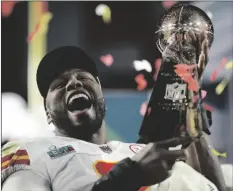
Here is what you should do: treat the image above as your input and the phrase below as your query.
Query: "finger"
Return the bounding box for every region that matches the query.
[187,30,197,42]
[198,51,205,76]
[157,137,194,148]
[161,149,187,161]
[198,39,209,76]
[199,32,206,47]
[197,32,206,57]
[176,33,183,42]
[202,39,209,63]
[161,160,168,170]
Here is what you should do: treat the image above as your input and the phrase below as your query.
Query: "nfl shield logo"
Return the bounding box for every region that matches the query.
[164,82,186,101]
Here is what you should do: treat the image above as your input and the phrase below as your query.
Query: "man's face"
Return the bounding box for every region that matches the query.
[45,69,105,139]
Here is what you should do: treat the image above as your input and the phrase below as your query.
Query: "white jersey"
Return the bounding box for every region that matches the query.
[1,136,218,191]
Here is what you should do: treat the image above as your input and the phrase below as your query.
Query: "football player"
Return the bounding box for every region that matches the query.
[1,38,224,191]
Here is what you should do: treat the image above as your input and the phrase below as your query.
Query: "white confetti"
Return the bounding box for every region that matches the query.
[95,4,106,16]
[133,59,152,73]
[95,4,111,24]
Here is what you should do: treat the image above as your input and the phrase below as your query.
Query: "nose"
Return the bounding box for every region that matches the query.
[66,77,83,91]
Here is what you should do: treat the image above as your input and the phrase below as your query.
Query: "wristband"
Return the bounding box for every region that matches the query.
[92,157,144,191]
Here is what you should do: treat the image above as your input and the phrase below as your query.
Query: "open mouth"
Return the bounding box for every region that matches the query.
[67,93,92,112]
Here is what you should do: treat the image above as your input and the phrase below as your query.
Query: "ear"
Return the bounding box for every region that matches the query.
[44,100,53,124]
[96,77,104,100]
[46,110,53,124]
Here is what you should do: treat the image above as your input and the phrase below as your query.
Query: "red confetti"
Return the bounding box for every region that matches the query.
[140,101,148,116]
[162,1,177,9]
[147,107,152,116]
[210,57,228,82]
[174,64,199,91]
[27,23,41,42]
[135,74,147,91]
[203,103,214,112]
[193,90,207,102]
[100,54,114,66]
[153,58,162,81]
[201,90,207,99]
[1,1,17,17]
[27,12,53,42]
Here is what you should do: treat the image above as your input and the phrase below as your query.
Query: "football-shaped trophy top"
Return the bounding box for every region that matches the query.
[155,4,214,53]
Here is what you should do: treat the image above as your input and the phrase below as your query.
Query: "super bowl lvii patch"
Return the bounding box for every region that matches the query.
[47,145,75,159]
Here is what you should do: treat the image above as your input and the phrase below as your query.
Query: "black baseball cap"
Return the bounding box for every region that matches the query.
[36,46,98,98]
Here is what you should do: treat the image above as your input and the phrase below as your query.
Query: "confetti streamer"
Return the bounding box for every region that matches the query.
[174,64,199,91]
[100,54,114,66]
[153,58,162,81]
[37,12,53,35]
[225,60,233,70]
[27,12,53,42]
[210,57,227,82]
[95,4,112,24]
[140,101,148,116]
[203,103,214,112]
[186,108,198,137]
[27,23,41,42]
[1,1,18,17]
[133,60,152,73]
[135,74,147,91]
[193,90,207,102]
[215,77,231,95]
[211,149,227,158]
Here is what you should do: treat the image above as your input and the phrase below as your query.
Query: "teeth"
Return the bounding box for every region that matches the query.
[69,93,89,104]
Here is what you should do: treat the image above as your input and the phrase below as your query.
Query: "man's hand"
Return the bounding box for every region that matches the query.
[163,31,209,79]
[186,30,209,78]
[132,137,193,186]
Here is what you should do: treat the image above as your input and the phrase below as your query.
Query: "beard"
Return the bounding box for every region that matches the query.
[52,97,106,141]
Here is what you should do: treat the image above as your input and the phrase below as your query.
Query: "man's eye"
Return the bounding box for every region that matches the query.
[51,81,66,90]
[78,76,91,81]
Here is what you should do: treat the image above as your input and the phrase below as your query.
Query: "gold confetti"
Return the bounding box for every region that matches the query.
[102,6,111,24]
[38,12,53,35]
[215,78,230,95]
[187,108,198,137]
[225,60,233,70]
[211,149,227,158]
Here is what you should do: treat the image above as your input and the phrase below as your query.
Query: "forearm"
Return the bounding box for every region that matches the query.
[91,157,143,191]
[195,132,227,191]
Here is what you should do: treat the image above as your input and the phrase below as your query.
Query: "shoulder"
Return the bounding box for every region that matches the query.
[2,141,29,170]
[1,137,77,183]
[1,140,32,183]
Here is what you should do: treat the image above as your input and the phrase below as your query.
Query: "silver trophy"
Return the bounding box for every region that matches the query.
[139,4,214,142]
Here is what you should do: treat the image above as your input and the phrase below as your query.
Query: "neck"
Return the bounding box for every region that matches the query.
[90,122,107,144]
[52,121,106,145]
